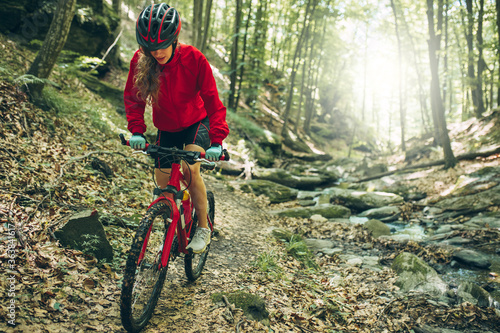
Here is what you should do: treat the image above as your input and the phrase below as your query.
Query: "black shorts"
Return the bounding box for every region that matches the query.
[154,117,210,169]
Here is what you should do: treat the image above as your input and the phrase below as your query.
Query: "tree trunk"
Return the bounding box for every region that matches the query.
[475,0,485,117]
[399,3,431,135]
[26,0,77,100]
[496,0,500,107]
[426,0,457,169]
[235,0,252,111]
[390,0,406,152]
[281,0,318,136]
[193,0,204,48]
[112,0,121,17]
[464,0,479,116]
[200,0,213,52]
[227,0,242,111]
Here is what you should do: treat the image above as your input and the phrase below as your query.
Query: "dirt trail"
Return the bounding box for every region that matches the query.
[137,179,273,333]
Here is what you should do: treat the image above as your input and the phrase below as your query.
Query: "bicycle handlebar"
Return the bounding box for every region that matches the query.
[119,133,230,162]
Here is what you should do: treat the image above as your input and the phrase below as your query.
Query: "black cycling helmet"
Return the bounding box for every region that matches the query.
[136,3,181,51]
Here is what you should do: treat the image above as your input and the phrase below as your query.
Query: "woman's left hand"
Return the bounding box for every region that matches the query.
[205,145,222,161]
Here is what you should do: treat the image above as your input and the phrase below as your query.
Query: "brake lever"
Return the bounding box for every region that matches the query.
[132,150,148,155]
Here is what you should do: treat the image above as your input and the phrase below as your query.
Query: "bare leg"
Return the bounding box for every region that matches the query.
[183,144,208,229]
[155,168,171,189]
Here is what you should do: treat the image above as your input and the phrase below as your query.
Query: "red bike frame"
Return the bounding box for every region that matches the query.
[137,155,213,269]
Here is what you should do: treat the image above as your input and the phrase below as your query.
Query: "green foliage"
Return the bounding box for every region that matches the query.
[285,235,319,270]
[253,251,283,278]
[80,234,101,257]
[14,74,57,87]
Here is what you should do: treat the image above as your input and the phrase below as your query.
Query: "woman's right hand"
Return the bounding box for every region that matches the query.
[129,134,146,149]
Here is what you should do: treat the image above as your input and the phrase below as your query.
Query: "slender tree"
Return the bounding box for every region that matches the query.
[496,0,500,106]
[25,0,77,100]
[281,0,319,136]
[235,0,253,111]
[200,0,213,52]
[390,0,406,152]
[227,0,242,111]
[426,0,457,168]
[475,0,485,117]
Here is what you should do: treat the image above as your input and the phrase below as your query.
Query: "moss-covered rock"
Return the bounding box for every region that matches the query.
[363,219,391,238]
[1,0,120,61]
[391,252,447,296]
[270,204,351,219]
[211,291,269,324]
[243,179,298,203]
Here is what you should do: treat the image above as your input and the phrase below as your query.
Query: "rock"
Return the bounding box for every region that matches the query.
[298,199,316,207]
[323,187,404,212]
[434,185,500,212]
[442,237,472,246]
[423,206,445,217]
[211,291,269,324]
[358,206,401,220]
[2,0,119,58]
[321,248,343,256]
[363,219,391,238]
[452,249,491,269]
[54,210,113,261]
[270,204,351,219]
[242,179,298,203]
[297,191,320,200]
[467,215,500,229]
[304,238,334,252]
[310,214,328,223]
[457,281,492,307]
[391,252,447,296]
[253,168,336,190]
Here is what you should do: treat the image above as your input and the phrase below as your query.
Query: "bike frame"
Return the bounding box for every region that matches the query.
[137,159,213,269]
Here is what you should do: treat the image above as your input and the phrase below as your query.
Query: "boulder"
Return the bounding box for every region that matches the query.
[466,215,500,229]
[2,0,120,59]
[434,185,500,212]
[452,249,491,269]
[241,179,298,203]
[303,238,335,252]
[358,206,401,220]
[457,281,492,307]
[391,252,447,296]
[322,187,404,212]
[270,204,351,219]
[363,219,391,238]
[54,209,113,261]
[253,168,336,190]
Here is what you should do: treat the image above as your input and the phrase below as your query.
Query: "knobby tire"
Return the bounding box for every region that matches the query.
[120,201,172,333]
[184,190,215,281]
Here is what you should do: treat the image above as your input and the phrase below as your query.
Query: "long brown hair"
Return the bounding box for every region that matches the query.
[134,41,178,105]
[134,48,161,105]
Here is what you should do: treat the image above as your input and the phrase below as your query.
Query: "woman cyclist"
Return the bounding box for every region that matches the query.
[124,3,229,253]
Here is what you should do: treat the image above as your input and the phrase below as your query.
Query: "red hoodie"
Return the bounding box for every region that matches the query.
[124,44,229,145]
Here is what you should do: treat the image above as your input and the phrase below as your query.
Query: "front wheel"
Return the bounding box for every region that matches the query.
[184,190,214,281]
[120,201,172,333]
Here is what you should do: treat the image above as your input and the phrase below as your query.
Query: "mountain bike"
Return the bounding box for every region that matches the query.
[118,134,229,333]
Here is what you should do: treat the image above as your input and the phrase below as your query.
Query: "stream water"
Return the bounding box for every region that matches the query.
[349,216,500,308]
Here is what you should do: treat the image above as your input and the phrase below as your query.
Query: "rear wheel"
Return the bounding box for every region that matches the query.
[120,201,172,333]
[184,190,214,281]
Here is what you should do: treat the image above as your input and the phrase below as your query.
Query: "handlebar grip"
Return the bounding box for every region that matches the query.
[199,149,230,161]
[119,133,128,146]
